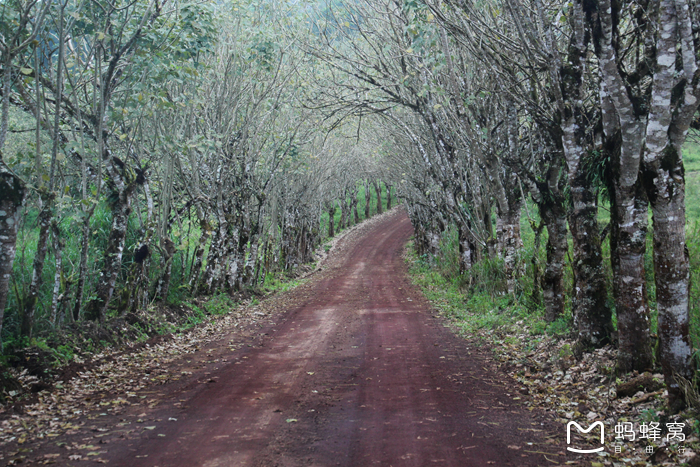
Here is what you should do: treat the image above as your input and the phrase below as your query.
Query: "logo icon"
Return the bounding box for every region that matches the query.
[566,421,605,453]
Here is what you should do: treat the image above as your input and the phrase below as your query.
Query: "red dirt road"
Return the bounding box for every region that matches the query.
[16,210,565,466]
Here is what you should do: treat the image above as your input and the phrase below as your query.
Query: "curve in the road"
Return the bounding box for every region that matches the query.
[106,209,559,467]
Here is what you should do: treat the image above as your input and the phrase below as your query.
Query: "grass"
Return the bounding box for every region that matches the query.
[683,134,700,351]
[262,271,306,293]
[406,239,554,341]
[685,133,700,227]
[3,201,208,343]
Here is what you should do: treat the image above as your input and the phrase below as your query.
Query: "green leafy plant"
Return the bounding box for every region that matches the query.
[546,315,573,337]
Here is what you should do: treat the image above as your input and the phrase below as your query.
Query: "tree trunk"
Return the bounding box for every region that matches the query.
[646,154,693,408]
[0,166,26,342]
[529,221,545,308]
[230,224,247,291]
[243,237,260,288]
[189,215,211,293]
[591,0,653,369]
[85,190,134,321]
[352,187,360,224]
[21,202,52,337]
[457,222,473,273]
[640,0,698,408]
[538,0,612,348]
[482,197,496,260]
[374,181,383,214]
[406,205,429,256]
[153,238,176,301]
[567,174,613,349]
[49,220,64,325]
[607,145,653,372]
[339,197,348,230]
[386,184,392,209]
[73,212,92,321]
[364,181,371,219]
[200,201,231,294]
[497,176,523,295]
[328,205,336,237]
[609,184,652,371]
[497,208,523,295]
[540,198,567,322]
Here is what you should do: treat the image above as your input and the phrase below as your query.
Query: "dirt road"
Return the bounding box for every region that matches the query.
[9,210,564,466]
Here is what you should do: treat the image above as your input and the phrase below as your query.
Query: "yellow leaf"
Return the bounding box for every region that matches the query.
[20,67,33,75]
[97,32,105,40]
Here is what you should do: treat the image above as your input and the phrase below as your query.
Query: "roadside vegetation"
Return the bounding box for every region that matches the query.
[1,182,392,405]
[0,0,400,400]
[404,138,700,466]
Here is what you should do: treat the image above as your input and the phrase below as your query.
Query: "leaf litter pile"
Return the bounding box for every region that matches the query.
[405,252,700,466]
[482,325,698,467]
[0,209,400,466]
[0,298,283,465]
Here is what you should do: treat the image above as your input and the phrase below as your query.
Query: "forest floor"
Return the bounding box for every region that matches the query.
[0,208,665,467]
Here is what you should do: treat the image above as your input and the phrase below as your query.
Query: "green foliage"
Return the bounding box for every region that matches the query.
[262,271,304,293]
[2,200,208,345]
[406,239,537,338]
[558,343,573,360]
[547,316,573,337]
[688,221,700,350]
[27,337,75,366]
[319,181,393,241]
[684,137,700,350]
[202,294,236,316]
[639,408,660,424]
[184,306,208,329]
[529,321,547,335]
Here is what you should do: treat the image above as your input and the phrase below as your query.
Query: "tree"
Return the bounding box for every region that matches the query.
[0,0,49,343]
[585,0,699,407]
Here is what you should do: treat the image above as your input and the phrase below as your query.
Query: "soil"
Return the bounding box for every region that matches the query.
[1,210,567,466]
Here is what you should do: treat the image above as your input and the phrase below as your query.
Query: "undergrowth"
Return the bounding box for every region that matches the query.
[406,215,699,351]
[405,239,566,341]
[0,268,306,402]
